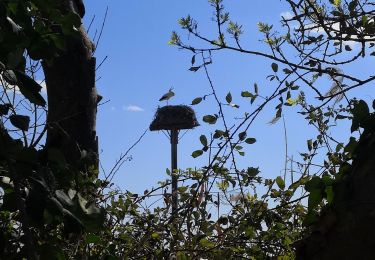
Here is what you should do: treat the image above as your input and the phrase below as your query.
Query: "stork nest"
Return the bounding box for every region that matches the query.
[150,105,199,131]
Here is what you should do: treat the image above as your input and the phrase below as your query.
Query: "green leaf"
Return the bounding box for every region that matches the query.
[46,197,64,215]
[178,186,188,193]
[235,145,243,152]
[62,208,84,234]
[68,189,77,200]
[362,15,368,26]
[307,139,313,151]
[199,238,214,248]
[225,92,232,103]
[191,97,202,105]
[238,131,247,141]
[308,188,323,210]
[86,234,101,244]
[14,71,46,107]
[7,49,24,69]
[271,62,278,72]
[151,232,160,239]
[325,186,334,204]
[344,137,357,154]
[0,61,5,71]
[3,70,17,85]
[303,211,319,226]
[75,194,105,232]
[77,194,96,215]
[9,114,30,131]
[0,176,13,190]
[202,115,217,124]
[189,66,200,72]
[305,176,323,192]
[333,0,341,7]
[322,175,334,186]
[254,83,258,94]
[213,130,225,139]
[245,138,256,144]
[241,91,253,98]
[276,176,285,190]
[0,103,11,116]
[218,216,228,225]
[192,150,203,158]
[6,16,22,34]
[352,99,369,128]
[199,135,208,146]
[55,190,74,207]
[191,55,196,65]
[59,12,81,36]
[247,167,259,177]
[348,0,358,12]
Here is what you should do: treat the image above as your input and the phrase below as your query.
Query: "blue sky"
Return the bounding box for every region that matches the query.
[84,1,373,193]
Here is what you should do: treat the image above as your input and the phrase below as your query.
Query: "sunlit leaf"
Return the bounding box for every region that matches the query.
[245,138,256,144]
[192,150,203,158]
[276,176,285,190]
[199,135,208,146]
[86,234,101,244]
[225,92,232,103]
[271,62,278,72]
[203,115,217,124]
[241,91,253,97]
[238,131,247,141]
[308,188,323,210]
[191,97,202,105]
[9,114,30,131]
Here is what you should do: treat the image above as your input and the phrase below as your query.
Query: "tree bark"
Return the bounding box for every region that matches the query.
[295,130,375,259]
[42,0,98,168]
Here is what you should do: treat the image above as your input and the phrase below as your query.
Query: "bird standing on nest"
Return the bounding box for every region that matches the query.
[159,87,175,105]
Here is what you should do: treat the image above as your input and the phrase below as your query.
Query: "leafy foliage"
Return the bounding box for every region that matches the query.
[1,0,375,259]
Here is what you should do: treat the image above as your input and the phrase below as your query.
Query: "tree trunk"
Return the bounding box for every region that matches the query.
[42,0,98,168]
[295,130,375,259]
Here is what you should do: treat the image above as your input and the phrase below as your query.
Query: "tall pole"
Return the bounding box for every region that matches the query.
[170,129,178,219]
[170,129,178,250]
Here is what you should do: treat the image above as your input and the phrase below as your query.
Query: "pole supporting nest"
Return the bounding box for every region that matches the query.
[170,129,178,217]
[149,105,199,250]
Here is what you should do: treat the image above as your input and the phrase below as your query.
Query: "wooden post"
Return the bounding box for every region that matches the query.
[171,129,178,215]
[170,129,178,250]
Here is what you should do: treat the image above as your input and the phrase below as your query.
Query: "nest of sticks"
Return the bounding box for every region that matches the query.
[150,105,199,131]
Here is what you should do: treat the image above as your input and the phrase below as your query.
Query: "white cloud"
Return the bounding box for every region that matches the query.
[343,40,358,49]
[304,22,363,49]
[35,80,47,94]
[124,105,144,112]
[280,11,293,20]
